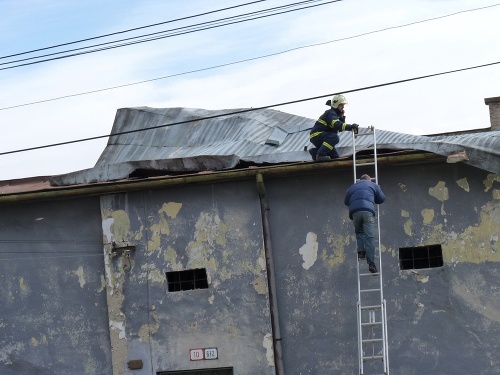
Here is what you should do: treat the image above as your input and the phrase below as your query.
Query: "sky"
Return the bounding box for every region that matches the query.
[1,0,499,180]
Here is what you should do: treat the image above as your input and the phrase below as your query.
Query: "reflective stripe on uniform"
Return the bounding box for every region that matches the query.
[310,131,322,139]
[322,141,334,150]
[317,119,327,126]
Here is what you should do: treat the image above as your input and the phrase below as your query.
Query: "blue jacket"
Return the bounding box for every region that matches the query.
[344,180,385,219]
[310,108,354,138]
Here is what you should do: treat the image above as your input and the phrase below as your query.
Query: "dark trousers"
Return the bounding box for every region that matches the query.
[310,132,340,158]
[352,211,375,264]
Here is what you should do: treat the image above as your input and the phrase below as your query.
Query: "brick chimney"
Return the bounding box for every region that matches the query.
[484,96,500,130]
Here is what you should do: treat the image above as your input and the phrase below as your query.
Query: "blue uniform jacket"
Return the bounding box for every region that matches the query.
[344,180,385,220]
[310,108,353,137]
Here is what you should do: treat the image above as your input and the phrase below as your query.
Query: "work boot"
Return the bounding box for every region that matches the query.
[316,155,331,161]
[358,251,366,259]
[308,148,318,161]
[368,262,378,273]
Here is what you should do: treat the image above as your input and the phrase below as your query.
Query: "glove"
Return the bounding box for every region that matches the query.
[351,123,359,134]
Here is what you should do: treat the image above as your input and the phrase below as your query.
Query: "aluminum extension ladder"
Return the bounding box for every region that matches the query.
[352,126,389,375]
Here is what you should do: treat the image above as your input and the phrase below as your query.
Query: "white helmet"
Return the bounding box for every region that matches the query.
[331,94,348,109]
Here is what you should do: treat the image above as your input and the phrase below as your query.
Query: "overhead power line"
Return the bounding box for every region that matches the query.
[1,60,499,157]
[0,0,269,60]
[0,0,338,71]
[1,2,497,112]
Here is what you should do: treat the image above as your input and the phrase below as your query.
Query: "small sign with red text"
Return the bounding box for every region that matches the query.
[189,348,218,361]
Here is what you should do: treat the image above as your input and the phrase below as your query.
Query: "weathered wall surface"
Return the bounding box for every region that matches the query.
[265,163,500,374]
[0,197,112,375]
[100,181,274,375]
[1,161,499,375]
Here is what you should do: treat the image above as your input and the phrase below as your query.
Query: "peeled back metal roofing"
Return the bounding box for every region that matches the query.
[50,107,500,186]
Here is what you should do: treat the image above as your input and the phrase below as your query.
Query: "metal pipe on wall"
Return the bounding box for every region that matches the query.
[256,172,284,375]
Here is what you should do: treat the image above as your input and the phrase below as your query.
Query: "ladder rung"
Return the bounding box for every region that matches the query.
[361,322,382,327]
[362,338,383,343]
[355,162,376,167]
[363,355,385,361]
[359,272,380,276]
[360,305,382,310]
[360,288,381,293]
[355,132,374,137]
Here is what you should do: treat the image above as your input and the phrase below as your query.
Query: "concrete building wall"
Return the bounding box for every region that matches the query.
[100,181,274,375]
[265,162,500,374]
[1,161,499,375]
[0,197,112,375]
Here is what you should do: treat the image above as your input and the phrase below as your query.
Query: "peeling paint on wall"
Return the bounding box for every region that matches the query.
[456,177,470,192]
[421,208,435,226]
[263,333,275,367]
[138,311,160,342]
[186,211,227,277]
[71,266,86,288]
[493,189,500,200]
[160,202,182,219]
[251,275,267,295]
[483,173,500,192]
[299,232,318,270]
[109,320,126,339]
[443,202,500,263]
[413,302,425,324]
[428,181,449,202]
[19,277,29,294]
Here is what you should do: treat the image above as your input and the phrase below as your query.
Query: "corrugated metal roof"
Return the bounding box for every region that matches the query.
[50,106,500,186]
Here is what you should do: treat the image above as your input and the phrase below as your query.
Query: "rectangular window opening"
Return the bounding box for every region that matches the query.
[166,268,209,292]
[399,244,443,270]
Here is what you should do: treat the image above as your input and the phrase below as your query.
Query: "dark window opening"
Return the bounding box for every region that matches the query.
[166,268,208,292]
[399,244,443,270]
[158,368,233,375]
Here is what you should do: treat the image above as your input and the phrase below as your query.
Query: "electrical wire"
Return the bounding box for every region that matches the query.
[0,0,269,60]
[0,0,338,71]
[1,60,498,157]
[1,2,497,112]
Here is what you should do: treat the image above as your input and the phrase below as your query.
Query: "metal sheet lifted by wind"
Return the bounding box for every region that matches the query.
[50,107,500,186]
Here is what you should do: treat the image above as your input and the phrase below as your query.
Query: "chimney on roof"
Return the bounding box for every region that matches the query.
[484,96,500,130]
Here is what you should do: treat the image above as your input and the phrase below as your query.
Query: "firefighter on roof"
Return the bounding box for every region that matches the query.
[309,94,359,161]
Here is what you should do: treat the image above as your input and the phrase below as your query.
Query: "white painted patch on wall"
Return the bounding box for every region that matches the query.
[72,266,86,288]
[102,217,114,243]
[263,333,275,367]
[299,232,318,270]
[0,342,24,364]
[109,320,126,339]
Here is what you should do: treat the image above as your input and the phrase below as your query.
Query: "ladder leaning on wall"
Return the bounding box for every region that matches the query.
[351,127,389,375]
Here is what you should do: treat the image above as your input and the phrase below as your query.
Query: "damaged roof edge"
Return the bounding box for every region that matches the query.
[0,153,444,205]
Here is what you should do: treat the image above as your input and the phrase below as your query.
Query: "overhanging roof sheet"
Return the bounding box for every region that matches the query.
[50,107,500,186]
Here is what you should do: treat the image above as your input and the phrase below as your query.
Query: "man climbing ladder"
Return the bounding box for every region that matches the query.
[349,126,390,375]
